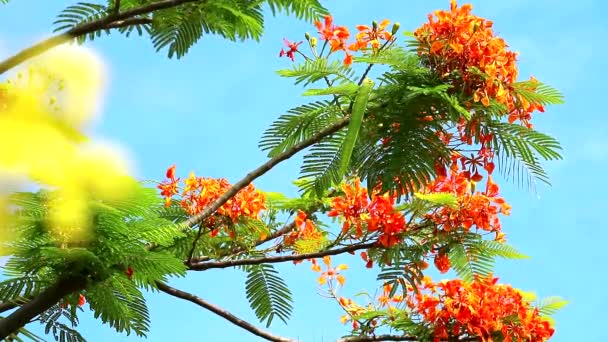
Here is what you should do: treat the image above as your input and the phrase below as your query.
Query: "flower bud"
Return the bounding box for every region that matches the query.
[310,37,317,48]
[391,22,401,35]
[305,32,311,41]
[372,20,378,30]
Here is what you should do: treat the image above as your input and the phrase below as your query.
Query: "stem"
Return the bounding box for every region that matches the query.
[189,241,375,270]
[156,282,295,342]
[0,276,87,340]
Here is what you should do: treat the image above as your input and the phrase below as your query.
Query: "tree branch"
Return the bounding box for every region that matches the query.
[156,282,295,342]
[0,0,206,75]
[0,276,87,340]
[0,302,19,315]
[104,17,153,29]
[189,241,376,271]
[182,117,349,230]
[189,220,298,264]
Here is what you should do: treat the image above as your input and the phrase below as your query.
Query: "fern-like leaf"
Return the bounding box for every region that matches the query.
[259,100,342,158]
[276,58,356,86]
[53,3,110,43]
[299,131,346,196]
[265,0,328,21]
[244,263,293,327]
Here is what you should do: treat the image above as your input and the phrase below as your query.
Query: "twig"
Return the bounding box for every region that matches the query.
[189,221,297,264]
[156,282,295,342]
[189,241,376,270]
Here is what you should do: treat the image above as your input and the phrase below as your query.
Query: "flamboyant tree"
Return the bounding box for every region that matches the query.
[0,0,567,341]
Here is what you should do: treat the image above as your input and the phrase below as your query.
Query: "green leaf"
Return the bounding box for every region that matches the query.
[537,296,568,316]
[511,81,565,106]
[339,78,374,176]
[259,101,342,158]
[244,264,293,327]
[299,130,346,196]
[302,82,359,97]
[414,192,458,208]
[276,58,355,86]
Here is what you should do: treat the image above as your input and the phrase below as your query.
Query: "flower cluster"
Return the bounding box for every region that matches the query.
[280,15,397,66]
[414,0,543,128]
[424,159,511,242]
[328,179,406,247]
[406,275,555,342]
[158,165,266,229]
[283,210,323,246]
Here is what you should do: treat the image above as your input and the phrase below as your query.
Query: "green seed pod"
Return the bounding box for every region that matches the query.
[391,22,401,35]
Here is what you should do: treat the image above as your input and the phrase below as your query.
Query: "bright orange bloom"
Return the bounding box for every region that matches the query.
[313,256,348,286]
[433,251,451,273]
[283,210,323,246]
[329,179,406,247]
[406,275,555,342]
[414,1,543,128]
[158,165,266,237]
[158,165,180,207]
[424,160,510,237]
[313,15,353,65]
[349,19,392,51]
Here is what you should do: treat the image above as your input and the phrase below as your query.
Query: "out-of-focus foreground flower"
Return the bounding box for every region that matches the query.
[0,44,135,245]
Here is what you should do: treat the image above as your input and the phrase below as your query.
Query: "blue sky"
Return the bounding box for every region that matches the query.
[1,0,607,341]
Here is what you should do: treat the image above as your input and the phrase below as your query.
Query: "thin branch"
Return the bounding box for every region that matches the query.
[0,276,87,340]
[104,17,153,29]
[0,0,207,74]
[189,241,376,271]
[156,282,295,342]
[182,117,350,229]
[189,221,297,264]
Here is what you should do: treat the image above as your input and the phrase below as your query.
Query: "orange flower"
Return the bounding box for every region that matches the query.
[424,161,510,238]
[158,166,266,237]
[158,165,180,207]
[314,256,348,286]
[314,15,349,41]
[414,0,543,128]
[349,19,392,51]
[406,275,555,341]
[313,15,353,65]
[283,210,323,246]
[78,294,86,307]
[329,179,406,247]
[434,251,451,273]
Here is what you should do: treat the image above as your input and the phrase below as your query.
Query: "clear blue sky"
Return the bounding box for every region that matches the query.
[1,0,607,341]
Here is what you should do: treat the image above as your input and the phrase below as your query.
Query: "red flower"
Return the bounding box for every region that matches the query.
[78,294,86,307]
[434,252,451,273]
[279,38,303,62]
[126,266,134,280]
